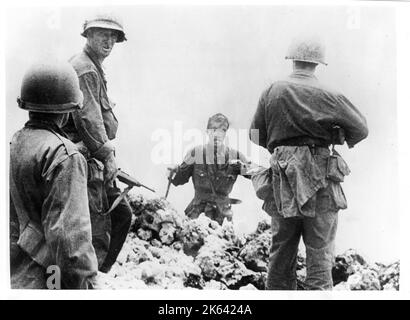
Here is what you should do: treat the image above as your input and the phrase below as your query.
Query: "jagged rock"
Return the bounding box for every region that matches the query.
[139,261,166,284]
[194,235,230,280]
[102,195,400,291]
[333,282,350,290]
[332,249,367,285]
[194,234,260,289]
[137,228,153,241]
[204,280,228,290]
[377,261,400,290]
[179,214,222,256]
[172,241,183,252]
[127,245,154,264]
[240,284,257,290]
[129,193,185,235]
[184,273,206,289]
[101,275,148,290]
[150,239,163,248]
[159,222,177,245]
[255,220,272,234]
[345,266,381,290]
[296,254,307,285]
[239,230,272,272]
[221,219,239,244]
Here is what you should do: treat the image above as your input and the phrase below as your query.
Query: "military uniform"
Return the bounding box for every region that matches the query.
[172,145,249,225]
[63,44,132,271]
[10,120,98,289]
[250,68,368,290]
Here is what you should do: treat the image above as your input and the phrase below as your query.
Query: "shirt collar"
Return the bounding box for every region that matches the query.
[205,143,228,163]
[25,119,68,138]
[290,70,318,80]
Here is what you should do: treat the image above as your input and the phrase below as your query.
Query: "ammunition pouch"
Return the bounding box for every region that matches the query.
[326,150,350,183]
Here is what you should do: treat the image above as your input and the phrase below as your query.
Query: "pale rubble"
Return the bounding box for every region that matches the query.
[102,194,400,290]
[239,230,272,272]
[240,284,258,290]
[378,261,400,290]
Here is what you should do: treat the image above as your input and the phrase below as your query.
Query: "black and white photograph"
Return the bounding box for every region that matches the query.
[2,0,409,300]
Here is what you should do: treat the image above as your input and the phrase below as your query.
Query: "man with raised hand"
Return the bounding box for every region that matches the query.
[169,113,252,225]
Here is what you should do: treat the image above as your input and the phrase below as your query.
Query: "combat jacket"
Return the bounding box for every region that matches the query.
[250,70,368,153]
[9,120,98,289]
[172,145,250,224]
[63,45,118,162]
[250,71,368,218]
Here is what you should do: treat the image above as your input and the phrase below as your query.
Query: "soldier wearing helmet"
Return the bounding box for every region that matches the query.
[169,113,253,226]
[249,36,369,290]
[62,14,132,273]
[10,61,99,289]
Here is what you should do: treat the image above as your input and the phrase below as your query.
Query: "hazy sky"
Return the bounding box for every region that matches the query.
[5,5,398,263]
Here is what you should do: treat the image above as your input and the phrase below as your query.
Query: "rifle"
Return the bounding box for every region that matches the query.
[103,169,155,215]
[164,169,176,199]
[117,169,156,193]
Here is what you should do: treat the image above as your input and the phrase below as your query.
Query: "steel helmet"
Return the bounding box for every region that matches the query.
[285,36,327,65]
[17,61,83,113]
[81,14,127,43]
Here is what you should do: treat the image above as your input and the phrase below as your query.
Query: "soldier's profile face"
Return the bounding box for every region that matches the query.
[87,28,118,59]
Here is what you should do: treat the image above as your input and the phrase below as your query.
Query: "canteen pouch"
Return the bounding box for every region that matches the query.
[326,150,351,183]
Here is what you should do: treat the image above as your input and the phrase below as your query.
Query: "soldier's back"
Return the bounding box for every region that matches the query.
[10,126,80,223]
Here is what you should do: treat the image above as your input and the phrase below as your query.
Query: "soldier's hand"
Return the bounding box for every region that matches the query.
[167,165,178,175]
[104,152,118,186]
[228,159,246,175]
[331,125,346,145]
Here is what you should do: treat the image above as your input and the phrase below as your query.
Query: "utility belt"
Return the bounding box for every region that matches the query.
[275,136,330,155]
[194,191,231,206]
[190,191,239,223]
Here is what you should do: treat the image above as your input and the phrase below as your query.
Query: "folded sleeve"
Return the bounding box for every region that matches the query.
[335,94,369,147]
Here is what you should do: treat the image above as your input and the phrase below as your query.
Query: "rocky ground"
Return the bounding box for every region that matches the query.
[101,194,399,290]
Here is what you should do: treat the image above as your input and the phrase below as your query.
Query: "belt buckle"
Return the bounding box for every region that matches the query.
[310,143,317,155]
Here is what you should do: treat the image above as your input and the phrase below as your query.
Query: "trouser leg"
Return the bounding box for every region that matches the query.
[266,213,303,290]
[302,210,338,290]
[100,187,132,273]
